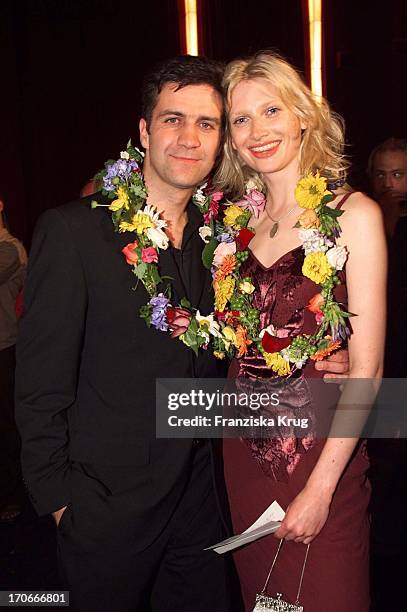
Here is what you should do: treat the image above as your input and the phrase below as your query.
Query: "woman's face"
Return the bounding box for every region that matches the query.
[228,78,305,178]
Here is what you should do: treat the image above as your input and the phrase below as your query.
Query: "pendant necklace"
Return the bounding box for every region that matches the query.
[264,203,298,238]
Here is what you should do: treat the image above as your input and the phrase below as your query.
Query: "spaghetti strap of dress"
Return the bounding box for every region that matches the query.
[335,191,354,209]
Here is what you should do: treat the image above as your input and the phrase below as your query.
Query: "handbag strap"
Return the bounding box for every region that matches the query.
[260,539,311,605]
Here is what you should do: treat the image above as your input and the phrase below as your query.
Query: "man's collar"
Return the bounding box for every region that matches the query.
[181,198,203,248]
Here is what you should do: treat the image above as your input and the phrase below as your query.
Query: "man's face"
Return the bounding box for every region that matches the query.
[371,150,407,200]
[139,83,223,193]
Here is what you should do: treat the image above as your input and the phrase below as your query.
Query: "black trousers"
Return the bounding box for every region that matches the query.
[57,442,231,611]
[0,345,22,509]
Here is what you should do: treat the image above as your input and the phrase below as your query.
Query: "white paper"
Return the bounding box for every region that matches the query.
[243,500,285,533]
[206,501,285,554]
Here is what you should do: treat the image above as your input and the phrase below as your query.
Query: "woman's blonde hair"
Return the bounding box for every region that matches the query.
[215,51,349,198]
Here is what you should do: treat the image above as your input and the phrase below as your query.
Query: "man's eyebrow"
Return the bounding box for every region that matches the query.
[375,168,405,173]
[156,110,185,118]
[156,110,221,125]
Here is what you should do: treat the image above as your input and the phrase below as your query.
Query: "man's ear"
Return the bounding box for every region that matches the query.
[139,118,149,149]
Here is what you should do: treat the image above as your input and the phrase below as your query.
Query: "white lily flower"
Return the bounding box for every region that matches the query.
[326,245,348,270]
[142,204,167,229]
[199,226,212,243]
[259,324,277,338]
[147,227,169,250]
[280,349,305,367]
[120,151,130,160]
[196,311,222,338]
[194,182,208,203]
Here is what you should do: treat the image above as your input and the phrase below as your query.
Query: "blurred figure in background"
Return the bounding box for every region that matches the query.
[367,139,407,611]
[368,137,407,239]
[79,178,98,198]
[0,197,27,523]
[368,138,407,376]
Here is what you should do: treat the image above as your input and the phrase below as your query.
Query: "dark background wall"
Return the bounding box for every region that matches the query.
[1,0,406,245]
[324,0,407,191]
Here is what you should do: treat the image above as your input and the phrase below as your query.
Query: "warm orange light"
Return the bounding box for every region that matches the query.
[308,0,323,97]
[184,0,198,56]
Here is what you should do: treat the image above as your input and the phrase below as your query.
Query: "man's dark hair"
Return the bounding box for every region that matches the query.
[141,55,225,128]
[367,137,407,177]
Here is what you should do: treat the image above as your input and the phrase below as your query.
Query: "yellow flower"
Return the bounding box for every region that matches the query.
[119,211,154,234]
[109,186,130,212]
[302,252,333,285]
[214,276,235,312]
[298,208,320,229]
[239,280,255,295]
[295,171,331,210]
[214,351,225,360]
[222,325,237,351]
[119,221,134,232]
[263,352,291,376]
[224,205,244,228]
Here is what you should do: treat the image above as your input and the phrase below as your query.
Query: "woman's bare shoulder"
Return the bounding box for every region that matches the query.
[335,191,385,250]
[333,191,382,225]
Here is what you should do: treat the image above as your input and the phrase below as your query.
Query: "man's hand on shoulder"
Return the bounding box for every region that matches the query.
[314,349,349,379]
[52,506,67,526]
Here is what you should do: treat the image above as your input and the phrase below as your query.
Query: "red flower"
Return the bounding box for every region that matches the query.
[261,331,291,353]
[225,310,241,324]
[214,310,226,320]
[307,293,324,314]
[122,241,139,265]
[236,228,255,251]
[202,191,223,224]
[141,247,158,263]
[167,307,192,338]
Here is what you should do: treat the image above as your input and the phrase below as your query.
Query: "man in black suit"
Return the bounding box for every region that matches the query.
[16,56,230,611]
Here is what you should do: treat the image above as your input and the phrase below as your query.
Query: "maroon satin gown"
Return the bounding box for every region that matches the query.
[224,195,371,611]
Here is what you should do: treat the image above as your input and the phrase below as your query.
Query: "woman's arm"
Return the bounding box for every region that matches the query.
[276,193,387,544]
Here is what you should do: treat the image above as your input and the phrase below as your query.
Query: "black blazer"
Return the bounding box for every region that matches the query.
[15,195,226,525]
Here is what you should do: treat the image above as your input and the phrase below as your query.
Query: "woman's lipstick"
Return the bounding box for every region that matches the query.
[249,140,281,159]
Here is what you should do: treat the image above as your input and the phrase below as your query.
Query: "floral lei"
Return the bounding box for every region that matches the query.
[92,142,352,376]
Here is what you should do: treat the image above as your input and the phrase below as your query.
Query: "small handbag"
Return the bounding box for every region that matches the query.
[252,539,310,612]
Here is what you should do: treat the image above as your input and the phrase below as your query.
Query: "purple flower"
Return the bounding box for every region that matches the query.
[217,232,235,243]
[332,322,350,341]
[103,158,140,191]
[149,293,170,331]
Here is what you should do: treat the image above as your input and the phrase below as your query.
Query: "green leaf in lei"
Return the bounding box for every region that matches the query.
[181,318,201,356]
[135,262,147,280]
[202,238,218,270]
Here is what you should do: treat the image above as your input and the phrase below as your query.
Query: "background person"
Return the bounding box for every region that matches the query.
[367,138,407,609]
[0,197,27,523]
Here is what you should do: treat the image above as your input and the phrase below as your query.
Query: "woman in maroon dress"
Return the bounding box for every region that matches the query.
[216,52,387,611]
